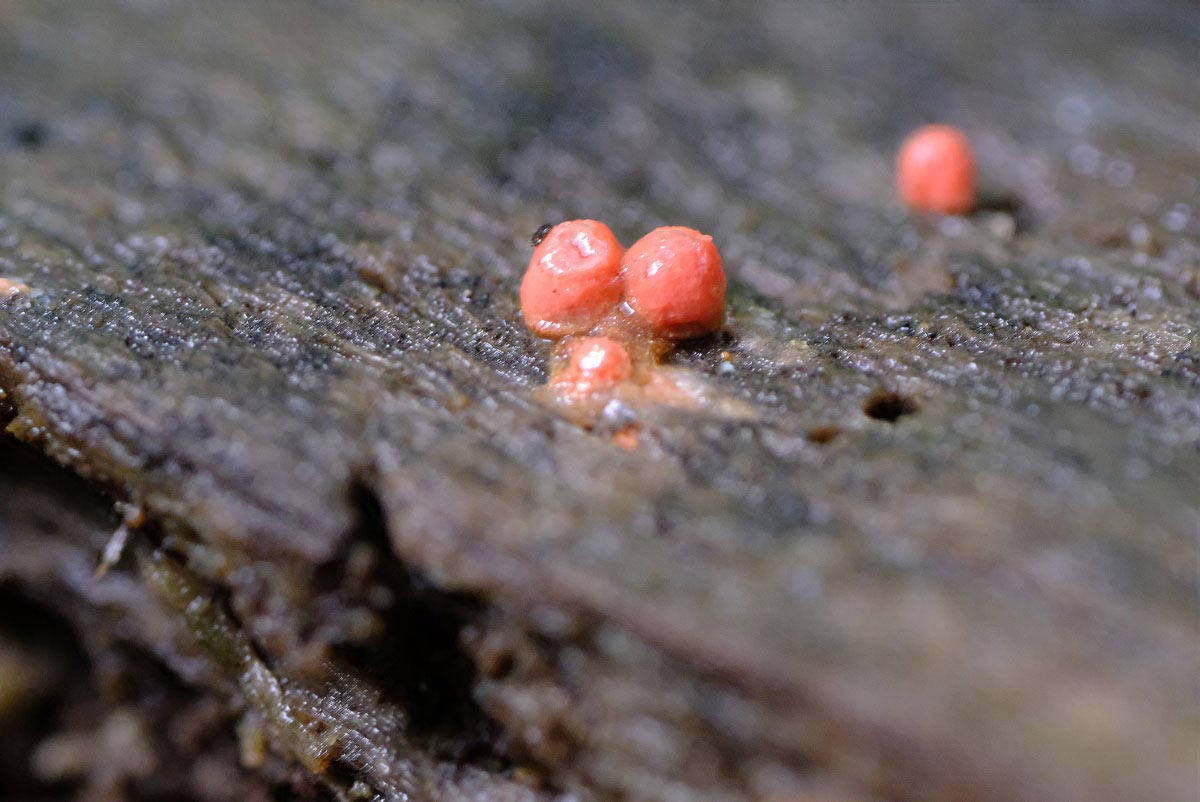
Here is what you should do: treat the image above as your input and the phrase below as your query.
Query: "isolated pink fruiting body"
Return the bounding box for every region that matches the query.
[896,124,977,215]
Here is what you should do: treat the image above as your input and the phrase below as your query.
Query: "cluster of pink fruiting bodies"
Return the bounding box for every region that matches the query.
[519,221,726,406]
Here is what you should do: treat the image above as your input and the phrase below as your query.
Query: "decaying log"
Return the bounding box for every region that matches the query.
[1,2,1197,801]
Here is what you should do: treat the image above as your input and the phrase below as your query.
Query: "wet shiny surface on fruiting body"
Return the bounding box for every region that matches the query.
[519,219,624,336]
[552,336,633,397]
[621,226,726,339]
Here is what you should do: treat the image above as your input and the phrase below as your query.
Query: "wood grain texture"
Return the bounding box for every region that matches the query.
[1,2,1197,801]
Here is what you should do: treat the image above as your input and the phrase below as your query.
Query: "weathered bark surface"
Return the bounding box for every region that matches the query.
[1,2,1197,802]
[0,439,297,802]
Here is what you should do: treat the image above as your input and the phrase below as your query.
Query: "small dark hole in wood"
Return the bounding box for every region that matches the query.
[806,425,843,445]
[488,651,516,681]
[863,391,919,422]
[10,121,46,149]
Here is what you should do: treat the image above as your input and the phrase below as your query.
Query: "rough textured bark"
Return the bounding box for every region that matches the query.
[1,2,1197,802]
